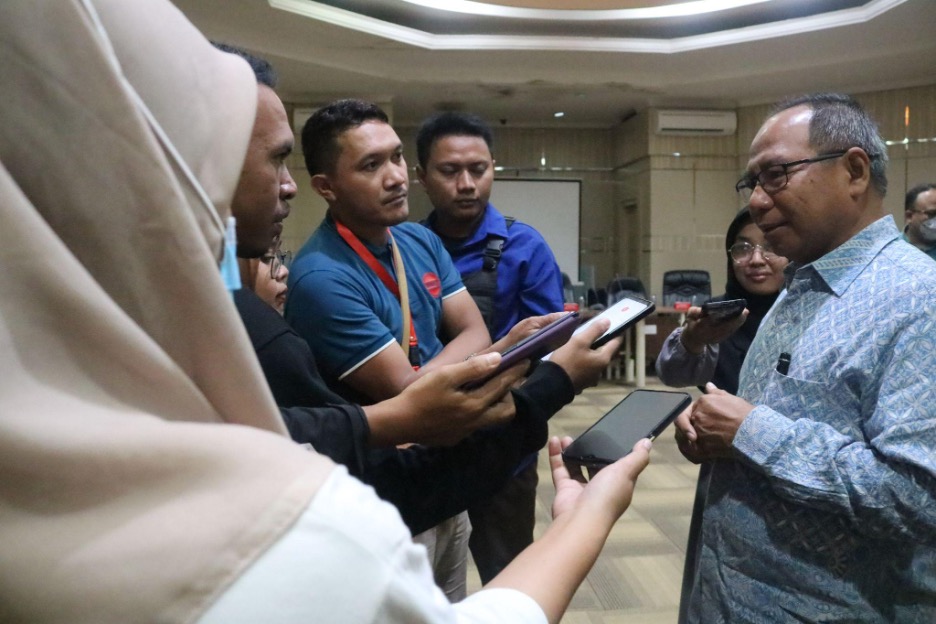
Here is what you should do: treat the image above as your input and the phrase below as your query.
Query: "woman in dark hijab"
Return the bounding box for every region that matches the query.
[656,206,788,394]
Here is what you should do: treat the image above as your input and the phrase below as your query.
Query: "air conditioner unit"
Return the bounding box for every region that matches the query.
[653,109,737,136]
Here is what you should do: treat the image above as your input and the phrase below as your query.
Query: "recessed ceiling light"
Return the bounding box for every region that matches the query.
[396,0,773,21]
[554,112,565,118]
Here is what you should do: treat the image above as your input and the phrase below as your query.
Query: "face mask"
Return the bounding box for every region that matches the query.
[919,216,936,244]
[219,216,242,295]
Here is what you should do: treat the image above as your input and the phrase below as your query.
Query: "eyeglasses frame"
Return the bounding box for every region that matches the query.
[269,249,292,279]
[728,242,780,265]
[735,150,849,200]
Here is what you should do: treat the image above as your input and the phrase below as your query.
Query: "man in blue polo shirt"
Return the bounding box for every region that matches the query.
[287,99,492,601]
[287,100,491,405]
[417,112,564,585]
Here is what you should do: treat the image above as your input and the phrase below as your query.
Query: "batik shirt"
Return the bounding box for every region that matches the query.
[689,216,936,623]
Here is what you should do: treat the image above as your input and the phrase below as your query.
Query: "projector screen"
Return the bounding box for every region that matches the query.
[488,179,581,281]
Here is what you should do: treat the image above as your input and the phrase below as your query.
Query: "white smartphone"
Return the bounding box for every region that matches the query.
[575,295,656,348]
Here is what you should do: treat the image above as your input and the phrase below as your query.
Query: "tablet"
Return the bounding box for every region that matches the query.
[562,389,691,468]
[462,311,580,390]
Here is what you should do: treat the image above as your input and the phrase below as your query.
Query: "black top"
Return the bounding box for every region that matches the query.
[708,208,780,394]
[233,288,575,534]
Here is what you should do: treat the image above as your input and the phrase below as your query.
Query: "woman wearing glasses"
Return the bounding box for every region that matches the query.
[239,247,291,314]
[656,206,788,395]
[654,206,788,624]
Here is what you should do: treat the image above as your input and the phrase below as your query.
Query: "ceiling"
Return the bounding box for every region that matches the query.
[171,0,936,127]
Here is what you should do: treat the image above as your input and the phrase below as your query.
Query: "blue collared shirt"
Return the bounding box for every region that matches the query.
[424,204,564,341]
[690,216,936,623]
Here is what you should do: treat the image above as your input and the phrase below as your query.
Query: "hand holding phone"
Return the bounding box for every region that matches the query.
[462,311,579,390]
[562,389,691,468]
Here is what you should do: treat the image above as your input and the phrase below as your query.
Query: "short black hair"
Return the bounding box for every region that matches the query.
[211,42,277,88]
[905,183,936,212]
[415,112,493,170]
[771,93,888,196]
[301,99,389,176]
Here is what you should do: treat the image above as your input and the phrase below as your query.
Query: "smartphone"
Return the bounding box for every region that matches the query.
[574,295,656,349]
[463,311,580,389]
[700,298,747,322]
[562,389,691,468]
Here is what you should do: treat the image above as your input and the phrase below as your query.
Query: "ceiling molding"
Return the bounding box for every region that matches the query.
[270,0,908,53]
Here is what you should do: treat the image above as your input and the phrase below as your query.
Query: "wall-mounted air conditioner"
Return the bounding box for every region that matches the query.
[653,109,737,136]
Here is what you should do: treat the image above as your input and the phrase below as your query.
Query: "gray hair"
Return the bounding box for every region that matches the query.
[772,93,888,196]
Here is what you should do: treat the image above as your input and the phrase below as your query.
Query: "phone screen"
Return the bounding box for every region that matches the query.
[562,389,691,467]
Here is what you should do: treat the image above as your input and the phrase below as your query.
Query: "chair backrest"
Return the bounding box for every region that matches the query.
[593,287,607,308]
[606,276,647,305]
[561,272,575,303]
[662,270,711,306]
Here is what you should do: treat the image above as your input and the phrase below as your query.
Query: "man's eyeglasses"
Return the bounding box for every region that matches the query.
[729,242,779,265]
[735,151,848,201]
[911,208,936,220]
[262,249,292,278]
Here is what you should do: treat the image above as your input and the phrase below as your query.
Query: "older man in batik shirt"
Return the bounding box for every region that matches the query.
[676,93,936,623]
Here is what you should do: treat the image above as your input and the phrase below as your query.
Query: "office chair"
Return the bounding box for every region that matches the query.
[606,276,647,305]
[662,270,711,306]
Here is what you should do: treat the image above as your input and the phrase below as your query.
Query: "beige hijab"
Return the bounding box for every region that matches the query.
[0,1,332,622]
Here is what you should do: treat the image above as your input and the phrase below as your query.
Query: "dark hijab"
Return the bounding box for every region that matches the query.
[710,207,780,394]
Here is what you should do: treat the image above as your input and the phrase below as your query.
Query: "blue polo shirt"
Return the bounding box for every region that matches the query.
[286,215,464,390]
[423,204,564,340]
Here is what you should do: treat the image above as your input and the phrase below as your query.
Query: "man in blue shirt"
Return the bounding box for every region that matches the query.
[903,182,936,262]
[287,101,491,405]
[417,112,564,585]
[288,99,493,601]
[676,93,936,622]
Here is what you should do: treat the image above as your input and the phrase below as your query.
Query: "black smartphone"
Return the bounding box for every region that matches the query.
[700,298,746,322]
[463,311,580,389]
[562,389,692,468]
[574,295,656,349]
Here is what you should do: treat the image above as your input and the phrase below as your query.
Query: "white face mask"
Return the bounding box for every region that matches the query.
[920,216,936,244]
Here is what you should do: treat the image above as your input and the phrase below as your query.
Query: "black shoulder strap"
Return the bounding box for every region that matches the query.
[481,217,516,272]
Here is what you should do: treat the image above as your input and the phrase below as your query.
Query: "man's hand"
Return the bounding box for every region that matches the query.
[486,312,568,355]
[548,319,622,394]
[679,306,748,355]
[674,382,754,462]
[364,353,527,447]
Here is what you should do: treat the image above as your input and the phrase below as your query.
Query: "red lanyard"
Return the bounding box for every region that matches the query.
[335,219,420,370]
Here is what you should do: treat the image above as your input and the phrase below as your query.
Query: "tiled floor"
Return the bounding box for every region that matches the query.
[466,378,702,624]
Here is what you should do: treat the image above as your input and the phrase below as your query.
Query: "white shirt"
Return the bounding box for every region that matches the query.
[199,466,547,624]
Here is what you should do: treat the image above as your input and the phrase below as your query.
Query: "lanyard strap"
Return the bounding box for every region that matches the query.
[335,219,420,370]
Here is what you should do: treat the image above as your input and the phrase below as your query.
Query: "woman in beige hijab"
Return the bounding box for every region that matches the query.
[0,2,650,623]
